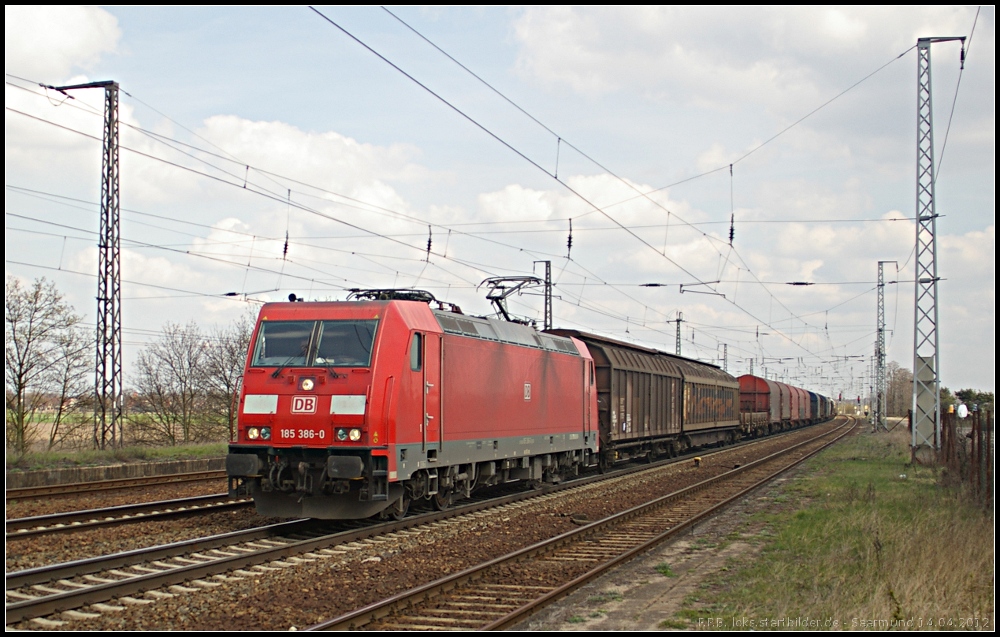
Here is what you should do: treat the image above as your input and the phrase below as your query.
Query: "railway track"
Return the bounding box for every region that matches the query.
[308,418,856,631]
[6,494,253,538]
[6,470,227,501]
[6,516,341,626]
[6,421,838,629]
[6,479,570,626]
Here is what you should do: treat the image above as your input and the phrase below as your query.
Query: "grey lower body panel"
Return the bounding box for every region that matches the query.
[393,431,598,481]
[250,481,404,520]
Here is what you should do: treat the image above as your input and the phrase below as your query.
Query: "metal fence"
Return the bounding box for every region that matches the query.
[940,410,994,508]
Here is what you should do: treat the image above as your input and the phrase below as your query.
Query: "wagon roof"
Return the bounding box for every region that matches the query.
[548,329,737,387]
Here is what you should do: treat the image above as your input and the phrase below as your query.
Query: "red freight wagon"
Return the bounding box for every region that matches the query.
[738,374,771,436]
[788,384,801,426]
[771,379,791,426]
[227,297,598,520]
[739,375,803,432]
[792,386,810,423]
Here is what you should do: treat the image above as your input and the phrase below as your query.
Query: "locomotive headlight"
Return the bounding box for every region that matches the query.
[260,427,271,440]
[336,428,348,442]
[300,378,315,391]
[348,428,362,442]
[247,427,260,440]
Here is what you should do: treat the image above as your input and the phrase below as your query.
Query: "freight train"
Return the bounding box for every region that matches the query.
[226,290,833,520]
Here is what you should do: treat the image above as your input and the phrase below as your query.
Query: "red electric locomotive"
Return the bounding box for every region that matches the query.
[227,290,599,520]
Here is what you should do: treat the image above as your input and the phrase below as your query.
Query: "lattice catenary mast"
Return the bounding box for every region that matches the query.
[911,38,964,459]
[54,80,122,449]
[874,261,894,432]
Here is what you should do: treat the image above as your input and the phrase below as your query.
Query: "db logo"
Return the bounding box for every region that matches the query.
[291,396,317,414]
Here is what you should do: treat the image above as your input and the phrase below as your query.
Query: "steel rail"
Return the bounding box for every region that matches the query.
[485,418,857,630]
[6,518,313,590]
[6,470,227,500]
[6,482,576,624]
[4,518,320,624]
[306,419,852,630]
[6,494,252,538]
[5,420,836,627]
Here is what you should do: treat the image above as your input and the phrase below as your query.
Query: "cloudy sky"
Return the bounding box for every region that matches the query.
[5,6,995,397]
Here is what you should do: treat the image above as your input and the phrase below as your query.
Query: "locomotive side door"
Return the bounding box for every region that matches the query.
[586,360,595,441]
[421,332,442,458]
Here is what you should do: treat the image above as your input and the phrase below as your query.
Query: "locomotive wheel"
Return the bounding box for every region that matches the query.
[389,496,410,521]
[432,490,452,511]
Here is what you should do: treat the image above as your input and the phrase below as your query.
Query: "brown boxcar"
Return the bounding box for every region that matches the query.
[548,330,739,464]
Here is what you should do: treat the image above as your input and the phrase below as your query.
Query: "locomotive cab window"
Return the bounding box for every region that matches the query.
[410,333,423,371]
[251,321,314,367]
[251,319,378,368]
[315,320,377,367]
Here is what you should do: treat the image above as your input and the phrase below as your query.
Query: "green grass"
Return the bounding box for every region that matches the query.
[6,442,228,472]
[656,562,677,577]
[587,591,624,604]
[678,429,994,629]
[675,605,717,621]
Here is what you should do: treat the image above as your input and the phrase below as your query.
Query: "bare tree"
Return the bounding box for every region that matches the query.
[5,277,90,455]
[46,327,94,449]
[131,322,211,445]
[202,310,255,438]
[886,361,913,417]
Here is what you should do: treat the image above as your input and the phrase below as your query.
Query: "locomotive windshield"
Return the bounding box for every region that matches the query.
[251,319,378,368]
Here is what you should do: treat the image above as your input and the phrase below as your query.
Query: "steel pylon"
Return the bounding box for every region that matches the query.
[55,80,122,449]
[911,38,963,456]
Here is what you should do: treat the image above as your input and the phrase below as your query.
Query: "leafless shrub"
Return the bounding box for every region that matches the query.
[131,322,215,444]
[129,312,253,445]
[5,276,93,455]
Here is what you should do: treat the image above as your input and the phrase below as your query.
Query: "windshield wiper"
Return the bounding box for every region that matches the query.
[270,352,304,379]
[322,362,346,379]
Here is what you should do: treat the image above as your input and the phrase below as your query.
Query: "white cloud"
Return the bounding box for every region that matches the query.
[5,7,120,81]
[4,7,993,392]
[512,6,979,112]
[198,115,424,208]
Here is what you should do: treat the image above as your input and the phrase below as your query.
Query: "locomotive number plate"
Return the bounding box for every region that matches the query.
[276,427,328,442]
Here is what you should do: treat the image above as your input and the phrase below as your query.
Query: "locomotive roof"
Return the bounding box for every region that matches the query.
[258,300,582,356]
[434,310,581,356]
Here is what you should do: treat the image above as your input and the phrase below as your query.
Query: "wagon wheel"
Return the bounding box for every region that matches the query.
[431,489,452,511]
[598,453,611,474]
